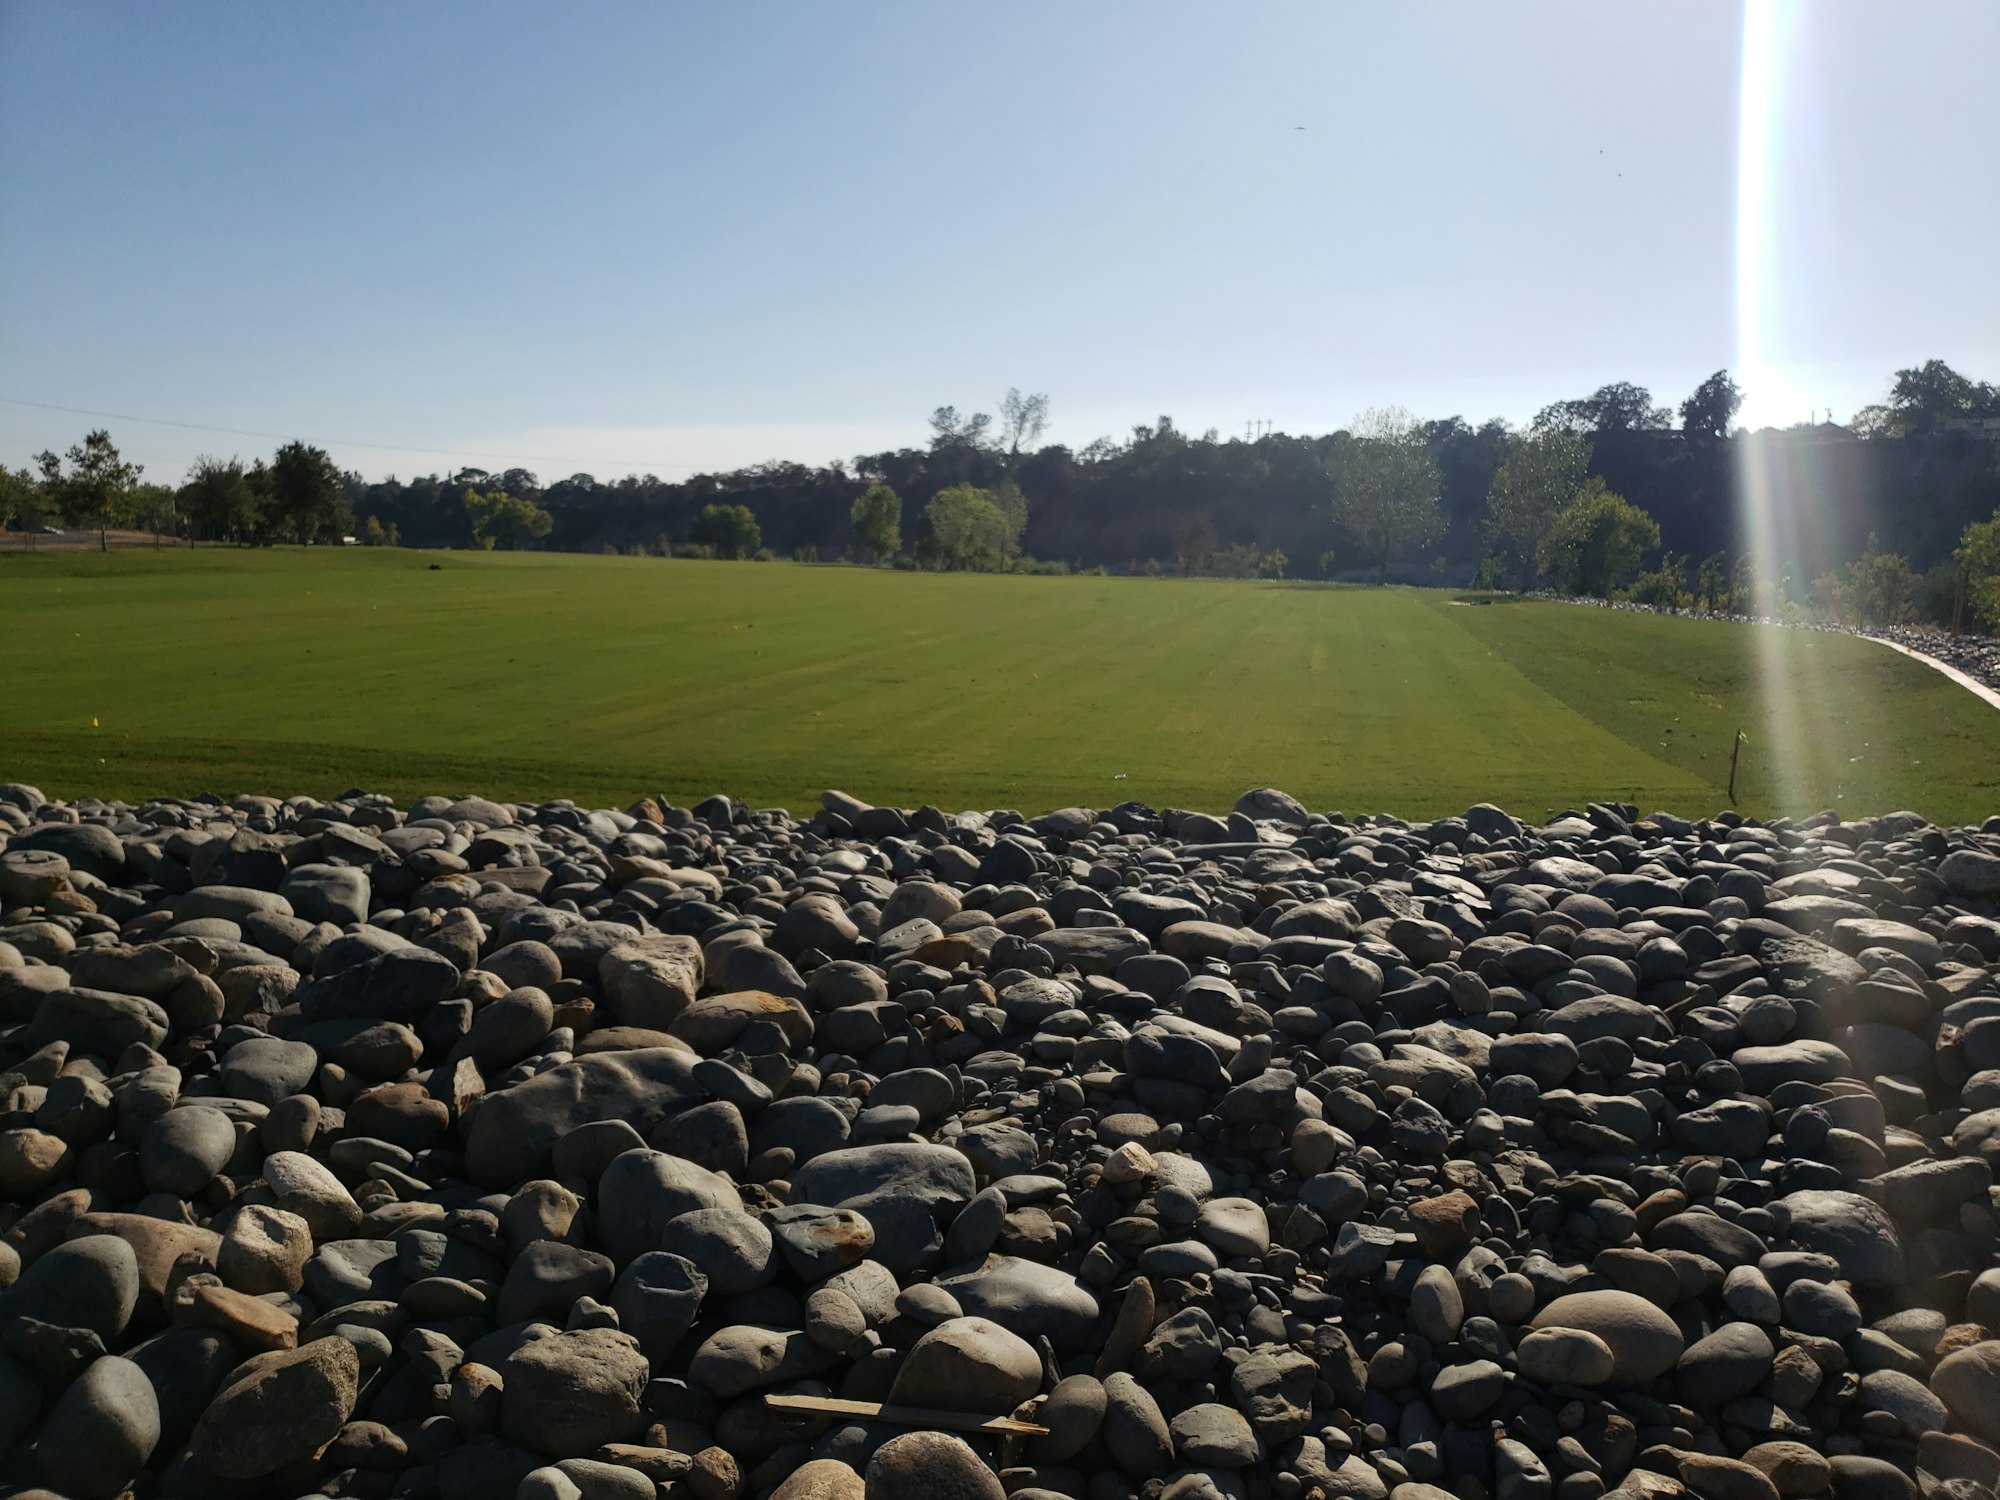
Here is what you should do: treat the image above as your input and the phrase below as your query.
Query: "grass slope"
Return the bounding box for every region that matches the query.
[4,548,1997,822]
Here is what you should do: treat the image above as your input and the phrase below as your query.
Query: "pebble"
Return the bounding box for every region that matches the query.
[1,784,1998,1500]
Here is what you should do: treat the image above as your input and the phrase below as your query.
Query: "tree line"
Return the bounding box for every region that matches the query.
[6,363,2000,626]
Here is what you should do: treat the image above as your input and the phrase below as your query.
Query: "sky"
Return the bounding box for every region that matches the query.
[2,1,1996,484]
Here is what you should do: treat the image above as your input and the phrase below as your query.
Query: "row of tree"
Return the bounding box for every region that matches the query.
[0,435,566,555]
[6,363,1999,624]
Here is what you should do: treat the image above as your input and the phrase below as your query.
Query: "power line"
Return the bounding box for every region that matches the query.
[0,395,714,476]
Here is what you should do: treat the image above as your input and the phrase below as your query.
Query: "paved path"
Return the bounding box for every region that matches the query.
[1865,634,2000,712]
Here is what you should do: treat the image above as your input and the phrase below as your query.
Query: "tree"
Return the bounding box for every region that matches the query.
[463,488,553,550]
[1679,370,1743,443]
[998,389,1051,456]
[1956,510,2000,628]
[1211,542,1262,578]
[1628,551,1689,609]
[1817,535,1916,627]
[923,484,1018,570]
[0,466,50,533]
[1873,359,2000,437]
[1328,408,1443,582]
[128,482,179,542]
[1537,479,1660,597]
[689,502,761,559]
[991,479,1028,556]
[179,456,262,542]
[1695,552,1729,611]
[35,429,141,550]
[929,406,994,451]
[269,441,351,544]
[1176,519,1216,576]
[1483,429,1589,590]
[849,484,901,562]
[1257,547,1288,580]
[1534,382,1671,435]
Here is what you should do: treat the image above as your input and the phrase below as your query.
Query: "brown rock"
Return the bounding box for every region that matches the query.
[690,1445,743,1500]
[1407,1190,1480,1258]
[0,1129,72,1197]
[188,1336,360,1479]
[1743,1442,1832,1499]
[1679,1453,1780,1500]
[69,1213,222,1322]
[173,1275,298,1352]
[345,1081,450,1151]
[217,1204,313,1294]
[669,990,813,1053]
[775,1458,866,1500]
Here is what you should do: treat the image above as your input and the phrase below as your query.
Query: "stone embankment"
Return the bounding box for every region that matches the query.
[4,782,2000,1500]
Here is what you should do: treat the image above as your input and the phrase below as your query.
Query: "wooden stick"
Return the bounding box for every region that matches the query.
[762,1393,1049,1437]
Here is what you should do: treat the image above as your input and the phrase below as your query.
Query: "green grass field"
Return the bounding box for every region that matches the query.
[5,547,1999,823]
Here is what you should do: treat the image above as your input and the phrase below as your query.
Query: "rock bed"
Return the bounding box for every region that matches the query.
[4,785,2000,1500]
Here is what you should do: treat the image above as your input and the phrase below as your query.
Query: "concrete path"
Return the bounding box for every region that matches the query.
[1865,635,2000,712]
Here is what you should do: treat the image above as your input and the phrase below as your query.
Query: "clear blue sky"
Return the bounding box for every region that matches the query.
[2,1,1995,484]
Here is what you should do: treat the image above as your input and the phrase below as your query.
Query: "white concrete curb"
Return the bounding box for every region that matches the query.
[1864,636,2000,712]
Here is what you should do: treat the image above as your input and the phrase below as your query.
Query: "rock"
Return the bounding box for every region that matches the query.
[281,863,371,925]
[596,1150,741,1265]
[1776,1191,1905,1286]
[1412,1262,1465,1343]
[935,1255,1099,1349]
[501,1326,650,1456]
[217,1205,314,1294]
[467,1050,708,1188]
[865,1431,1004,1500]
[1517,1327,1617,1387]
[688,1324,835,1397]
[264,1149,363,1240]
[1230,1347,1317,1440]
[1679,1453,1780,1500]
[1171,1401,1259,1467]
[657,1208,776,1294]
[140,1104,236,1197]
[1408,1189,1481,1258]
[777,1459,867,1500]
[498,1240,617,1325]
[37,1354,160,1499]
[887,1316,1041,1413]
[9,786,2000,1497]
[1743,1443,1831,1499]
[1031,1373,1107,1462]
[219,1036,319,1105]
[1197,1195,1271,1258]
[606,1251,707,1364]
[0,1234,139,1346]
[790,1144,977,1272]
[769,1204,875,1280]
[1677,1322,1776,1405]
[187,1336,360,1479]
[1102,1371,1174,1477]
[1530,1290,1685,1385]
[1932,1341,2000,1446]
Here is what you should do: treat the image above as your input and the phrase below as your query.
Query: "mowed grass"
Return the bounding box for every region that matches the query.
[4,547,1998,823]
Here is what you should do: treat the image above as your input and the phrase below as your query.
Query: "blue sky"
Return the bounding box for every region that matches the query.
[2,1,1995,483]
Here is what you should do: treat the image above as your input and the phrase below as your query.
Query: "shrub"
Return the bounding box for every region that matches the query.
[688,503,761,559]
[1537,480,1660,598]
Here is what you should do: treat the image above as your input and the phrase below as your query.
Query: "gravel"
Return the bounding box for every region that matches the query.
[4,779,2000,1500]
